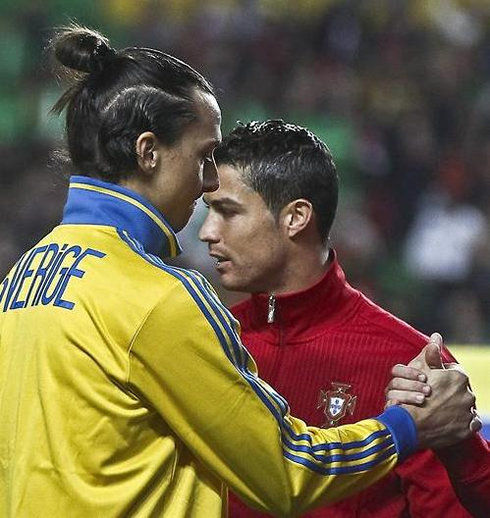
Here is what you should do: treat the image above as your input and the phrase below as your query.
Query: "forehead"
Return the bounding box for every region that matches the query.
[190,89,222,143]
[205,164,264,206]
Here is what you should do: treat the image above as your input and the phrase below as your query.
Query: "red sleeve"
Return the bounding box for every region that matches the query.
[435,433,490,518]
[394,450,471,517]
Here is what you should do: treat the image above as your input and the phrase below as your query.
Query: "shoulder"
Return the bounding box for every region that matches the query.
[113,229,227,320]
[353,292,429,354]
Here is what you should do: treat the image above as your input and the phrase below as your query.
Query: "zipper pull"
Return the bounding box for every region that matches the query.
[267,294,276,324]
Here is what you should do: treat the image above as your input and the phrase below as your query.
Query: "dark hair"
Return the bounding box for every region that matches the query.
[49,25,215,182]
[214,120,339,242]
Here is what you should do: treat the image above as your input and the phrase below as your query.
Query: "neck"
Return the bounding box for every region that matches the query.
[270,245,331,295]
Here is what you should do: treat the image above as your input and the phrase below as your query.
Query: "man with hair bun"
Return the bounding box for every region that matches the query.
[0,28,480,517]
[199,119,489,517]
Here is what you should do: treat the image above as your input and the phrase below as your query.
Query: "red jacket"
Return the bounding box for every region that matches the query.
[229,256,475,517]
[436,434,490,518]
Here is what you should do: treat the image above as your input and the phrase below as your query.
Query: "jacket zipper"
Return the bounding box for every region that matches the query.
[267,294,276,324]
[267,294,284,346]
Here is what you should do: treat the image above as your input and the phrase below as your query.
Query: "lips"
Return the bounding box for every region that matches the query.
[209,251,230,270]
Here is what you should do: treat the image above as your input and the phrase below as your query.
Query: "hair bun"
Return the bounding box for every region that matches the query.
[53,25,117,74]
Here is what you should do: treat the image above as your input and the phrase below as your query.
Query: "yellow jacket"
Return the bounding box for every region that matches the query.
[0,176,417,517]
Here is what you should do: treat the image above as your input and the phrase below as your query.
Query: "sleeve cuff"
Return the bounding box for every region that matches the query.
[376,406,418,462]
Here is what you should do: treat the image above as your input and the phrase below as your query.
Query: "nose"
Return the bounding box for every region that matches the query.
[198,210,219,244]
[203,159,219,193]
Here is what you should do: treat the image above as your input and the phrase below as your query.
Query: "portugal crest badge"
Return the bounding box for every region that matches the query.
[317,382,357,427]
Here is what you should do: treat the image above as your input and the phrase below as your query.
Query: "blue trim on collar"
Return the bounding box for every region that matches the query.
[61,175,181,258]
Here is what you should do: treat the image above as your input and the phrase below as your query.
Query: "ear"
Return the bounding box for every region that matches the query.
[281,199,313,238]
[135,131,160,175]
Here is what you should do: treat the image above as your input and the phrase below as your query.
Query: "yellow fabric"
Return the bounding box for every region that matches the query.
[0,197,403,516]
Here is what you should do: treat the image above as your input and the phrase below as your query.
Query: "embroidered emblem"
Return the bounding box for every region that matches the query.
[317,382,357,427]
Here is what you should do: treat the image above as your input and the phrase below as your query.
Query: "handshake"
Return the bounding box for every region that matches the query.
[385,333,482,450]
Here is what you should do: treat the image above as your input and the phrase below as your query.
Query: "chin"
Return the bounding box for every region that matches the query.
[220,277,252,294]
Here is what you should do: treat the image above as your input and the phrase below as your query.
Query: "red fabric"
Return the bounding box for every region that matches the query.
[436,434,490,517]
[228,256,471,517]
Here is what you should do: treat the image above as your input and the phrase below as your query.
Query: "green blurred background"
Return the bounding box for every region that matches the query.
[0,0,488,434]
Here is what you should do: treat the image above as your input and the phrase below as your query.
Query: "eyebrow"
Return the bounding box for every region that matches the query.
[204,196,242,209]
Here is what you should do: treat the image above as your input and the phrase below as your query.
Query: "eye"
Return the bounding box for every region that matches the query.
[220,207,238,218]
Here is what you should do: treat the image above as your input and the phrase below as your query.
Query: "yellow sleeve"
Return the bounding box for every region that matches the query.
[128,269,417,517]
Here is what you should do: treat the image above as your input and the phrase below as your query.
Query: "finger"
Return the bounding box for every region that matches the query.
[386,378,431,395]
[386,389,426,406]
[392,363,427,383]
[425,342,443,369]
[429,332,443,347]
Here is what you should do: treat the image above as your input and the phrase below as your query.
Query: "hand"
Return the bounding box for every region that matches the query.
[385,334,443,407]
[386,333,481,449]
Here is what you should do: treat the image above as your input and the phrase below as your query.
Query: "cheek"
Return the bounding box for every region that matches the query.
[234,231,283,270]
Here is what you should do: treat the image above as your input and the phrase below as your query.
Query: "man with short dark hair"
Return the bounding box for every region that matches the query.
[199,120,489,517]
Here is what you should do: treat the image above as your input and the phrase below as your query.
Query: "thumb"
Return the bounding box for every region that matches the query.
[426,332,444,369]
[425,342,443,369]
[408,333,443,373]
[408,345,431,373]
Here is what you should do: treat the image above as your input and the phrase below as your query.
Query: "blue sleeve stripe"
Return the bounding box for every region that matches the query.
[282,436,393,464]
[168,268,300,429]
[118,230,397,473]
[181,271,293,411]
[283,444,397,476]
[288,428,390,451]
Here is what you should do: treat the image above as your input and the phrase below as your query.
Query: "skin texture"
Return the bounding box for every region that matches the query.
[400,353,478,449]
[199,163,328,294]
[122,89,222,232]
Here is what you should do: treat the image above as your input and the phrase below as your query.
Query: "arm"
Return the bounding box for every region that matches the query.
[394,450,472,517]
[127,274,414,517]
[435,433,490,518]
[128,275,474,516]
[386,336,489,517]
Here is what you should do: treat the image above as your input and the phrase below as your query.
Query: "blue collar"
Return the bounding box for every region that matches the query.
[61,175,182,258]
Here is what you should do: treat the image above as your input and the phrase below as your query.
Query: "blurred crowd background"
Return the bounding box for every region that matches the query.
[1,0,490,345]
